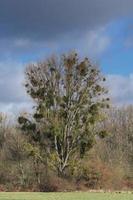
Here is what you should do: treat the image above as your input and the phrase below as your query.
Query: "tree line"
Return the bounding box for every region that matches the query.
[0,52,132,191]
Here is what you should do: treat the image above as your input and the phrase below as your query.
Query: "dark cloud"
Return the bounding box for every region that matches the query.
[0,0,133,40]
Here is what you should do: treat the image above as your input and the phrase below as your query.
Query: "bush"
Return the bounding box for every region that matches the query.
[39,181,58,192]
[71,156,125,190]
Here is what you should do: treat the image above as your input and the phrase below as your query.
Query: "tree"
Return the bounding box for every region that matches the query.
[18,52,109,176]
[0,113,10,148]
[95,106,133,178]
[5,131,28,187]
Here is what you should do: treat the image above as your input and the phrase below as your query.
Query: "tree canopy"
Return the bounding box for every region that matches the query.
[18,52,109,175]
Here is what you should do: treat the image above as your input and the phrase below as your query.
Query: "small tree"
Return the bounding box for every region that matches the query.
[18,52,109,176]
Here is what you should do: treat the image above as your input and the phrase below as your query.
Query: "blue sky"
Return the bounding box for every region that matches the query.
[0,0,133,114]
[100,19,133,75]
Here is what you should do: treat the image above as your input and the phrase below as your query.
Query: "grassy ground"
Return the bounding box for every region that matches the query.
[0,192,132,200]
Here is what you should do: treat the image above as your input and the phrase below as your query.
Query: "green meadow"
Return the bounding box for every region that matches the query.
[0,192,132,200]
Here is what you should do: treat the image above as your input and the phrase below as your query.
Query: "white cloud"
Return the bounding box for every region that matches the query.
[0,102,33,116]
[85,28,111,57]
[0,61,25,102]
[0,60,33,114]
[106,74,133,106]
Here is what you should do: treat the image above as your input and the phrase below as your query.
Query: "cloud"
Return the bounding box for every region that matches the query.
[0,61,33,114]
[0,26,111,62]
[36,26,111,59]
[0,102,33,116]
[0,0,132,59]
[81,28,111,57]
[0,61,25,103]
[106,74,133,106]
[0,0,133,45]
[0,0,133,41]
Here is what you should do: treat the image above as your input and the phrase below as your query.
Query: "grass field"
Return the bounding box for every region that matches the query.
[0,192,132,200]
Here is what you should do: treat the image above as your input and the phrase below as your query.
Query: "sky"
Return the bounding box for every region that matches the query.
[0,0,133,114]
